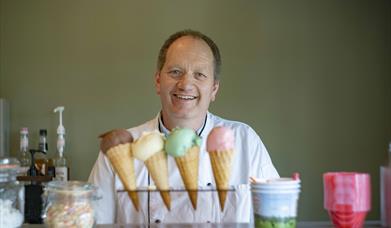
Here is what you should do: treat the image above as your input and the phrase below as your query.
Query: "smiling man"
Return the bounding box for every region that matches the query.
[89,30,279,225]
[156,34,219,131]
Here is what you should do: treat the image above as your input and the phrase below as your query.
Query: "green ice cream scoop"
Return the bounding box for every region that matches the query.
[165,128,201,157]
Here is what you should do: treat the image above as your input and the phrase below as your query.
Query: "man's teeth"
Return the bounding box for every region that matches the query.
[176,95,196,100]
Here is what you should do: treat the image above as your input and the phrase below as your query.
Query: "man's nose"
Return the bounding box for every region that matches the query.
[177,73,194,90]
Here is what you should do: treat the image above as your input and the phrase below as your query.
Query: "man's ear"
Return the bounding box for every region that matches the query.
[211,80,220,102]
[155,72,161,95]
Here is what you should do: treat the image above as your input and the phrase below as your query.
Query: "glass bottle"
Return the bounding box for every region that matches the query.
[55,153,69,181]
[35,129,48,176]
[42,181,99,227]
[0,158,24,227]
[19,127,30,175]
[53,105,68,181]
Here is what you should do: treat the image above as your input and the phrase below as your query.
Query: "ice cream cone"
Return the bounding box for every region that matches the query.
[207,126,235,212]
[100,129,139,211]
[165,127,201,210]
[106,143,140,211]
[145,150,171,210]
[175,146,200,209]
[209,149,234,211]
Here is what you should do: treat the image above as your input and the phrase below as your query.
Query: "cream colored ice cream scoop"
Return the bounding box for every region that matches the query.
[132,130,165,161]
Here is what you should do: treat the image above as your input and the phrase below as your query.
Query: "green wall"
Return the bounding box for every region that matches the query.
[1,0,390,221]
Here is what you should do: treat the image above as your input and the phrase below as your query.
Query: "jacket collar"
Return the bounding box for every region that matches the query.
[157,111,210,138]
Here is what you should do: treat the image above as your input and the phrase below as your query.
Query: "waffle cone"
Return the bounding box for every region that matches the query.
[106,143,140,211]
[175,146,200,209]
[145,151,171,210]
[209,149,234,211]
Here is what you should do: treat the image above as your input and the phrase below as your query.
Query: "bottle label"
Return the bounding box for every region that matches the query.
[20,136,28,150]
[55,167,68,181]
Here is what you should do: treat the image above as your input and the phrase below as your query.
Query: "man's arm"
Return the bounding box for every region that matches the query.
[88,151,116,224]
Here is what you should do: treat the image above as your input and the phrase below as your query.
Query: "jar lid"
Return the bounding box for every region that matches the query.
[0,157,20,182]
[0,157,20,167]
[46,181,97,195]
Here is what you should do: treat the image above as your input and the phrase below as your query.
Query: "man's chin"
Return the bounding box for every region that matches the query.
[165,105,206,120]
[171,111,194,119]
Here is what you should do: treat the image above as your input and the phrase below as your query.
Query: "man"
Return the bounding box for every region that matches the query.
[88,29,279,224]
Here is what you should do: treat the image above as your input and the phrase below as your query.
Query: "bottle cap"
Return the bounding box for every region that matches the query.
[20,127,28,134]
[40,129,47,136]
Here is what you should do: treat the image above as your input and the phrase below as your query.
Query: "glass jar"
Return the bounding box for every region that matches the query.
[0,157,24,227]
[42,181,99,227]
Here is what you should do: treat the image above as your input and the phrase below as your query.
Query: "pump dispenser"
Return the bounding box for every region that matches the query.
[54,107,65,155]
[53,106,69,181]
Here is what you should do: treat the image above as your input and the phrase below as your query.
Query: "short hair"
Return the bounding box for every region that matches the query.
[157,29,221,80]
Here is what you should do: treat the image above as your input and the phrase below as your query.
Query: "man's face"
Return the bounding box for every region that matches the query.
[155,36,219,121]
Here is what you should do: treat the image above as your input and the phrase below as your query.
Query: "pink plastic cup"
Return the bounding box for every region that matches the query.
[323,172,371,228]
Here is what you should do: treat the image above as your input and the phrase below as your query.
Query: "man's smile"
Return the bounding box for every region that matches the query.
[173,94,198,100]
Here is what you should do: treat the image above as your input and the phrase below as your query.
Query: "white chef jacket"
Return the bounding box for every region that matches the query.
[88,112,279,225]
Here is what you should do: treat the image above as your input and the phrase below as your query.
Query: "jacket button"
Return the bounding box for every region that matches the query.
[207,182,212,186]
[155,219,161,223]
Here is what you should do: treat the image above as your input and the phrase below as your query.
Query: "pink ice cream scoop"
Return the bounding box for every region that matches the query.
[207,126,235,152]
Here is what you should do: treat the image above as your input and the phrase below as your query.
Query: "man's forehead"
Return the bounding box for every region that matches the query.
[168,36,212,57]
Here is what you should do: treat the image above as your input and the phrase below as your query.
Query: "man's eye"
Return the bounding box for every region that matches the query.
[168,70,182,77]
[195,72,207,80]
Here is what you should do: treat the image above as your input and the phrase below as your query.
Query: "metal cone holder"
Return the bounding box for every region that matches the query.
[116,184,251,224]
